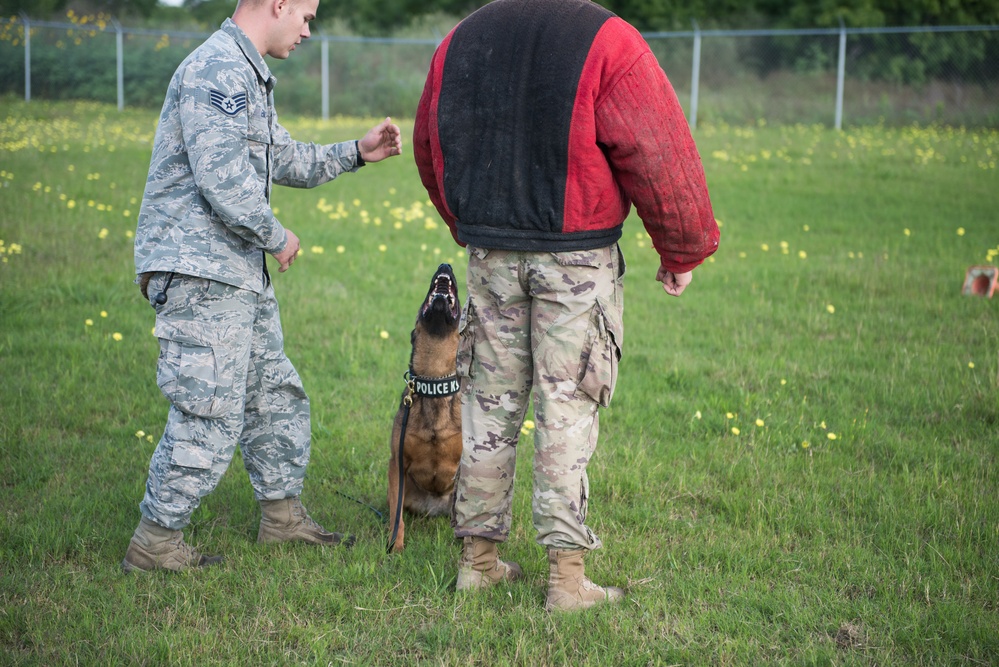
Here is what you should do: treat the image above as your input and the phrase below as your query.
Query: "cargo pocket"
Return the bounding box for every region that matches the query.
[574,297,623,407]
[156,325,230,419]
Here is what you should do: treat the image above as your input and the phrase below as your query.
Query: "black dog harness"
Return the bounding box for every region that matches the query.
[386,369,461,553]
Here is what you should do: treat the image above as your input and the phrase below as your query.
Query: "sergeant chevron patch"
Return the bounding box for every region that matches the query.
[209,90,247,116]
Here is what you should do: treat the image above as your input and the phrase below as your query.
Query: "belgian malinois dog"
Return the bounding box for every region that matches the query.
[386,263,462,552]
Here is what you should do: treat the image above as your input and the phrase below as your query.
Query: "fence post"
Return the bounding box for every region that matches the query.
[834,18,846,130]
[689,20,701,130]
[21,13,30,102]
[321,33,329,121]
[114,18,124,111]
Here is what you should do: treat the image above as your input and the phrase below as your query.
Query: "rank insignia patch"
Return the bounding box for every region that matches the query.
[209,90,247,116]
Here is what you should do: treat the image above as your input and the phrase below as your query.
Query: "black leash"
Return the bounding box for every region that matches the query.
[385,369,461,554]
[386,372,416,553]
[334,489,385,523]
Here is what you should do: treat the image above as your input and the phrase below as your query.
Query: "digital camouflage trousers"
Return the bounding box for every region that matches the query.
[138,272,310,531]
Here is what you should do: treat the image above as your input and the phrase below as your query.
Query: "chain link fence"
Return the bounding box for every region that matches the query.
[1,16,996,127]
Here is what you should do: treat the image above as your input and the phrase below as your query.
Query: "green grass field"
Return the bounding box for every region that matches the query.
[1,99,997,665]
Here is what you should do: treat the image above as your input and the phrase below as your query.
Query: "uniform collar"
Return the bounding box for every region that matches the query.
[221,18,276,92]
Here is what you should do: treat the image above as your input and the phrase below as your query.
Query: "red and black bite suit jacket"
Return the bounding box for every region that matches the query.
[414,0,719,274]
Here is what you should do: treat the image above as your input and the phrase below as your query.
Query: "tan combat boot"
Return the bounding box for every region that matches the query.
[455,536,524,591]
[545,548,625,611]
[257,497,355,547]
[121,517,223,573]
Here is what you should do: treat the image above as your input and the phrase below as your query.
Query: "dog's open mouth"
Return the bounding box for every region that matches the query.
[421,265,459,324]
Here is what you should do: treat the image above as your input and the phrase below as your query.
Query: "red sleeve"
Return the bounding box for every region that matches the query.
[595,24,719,273]
[413,34,462,246]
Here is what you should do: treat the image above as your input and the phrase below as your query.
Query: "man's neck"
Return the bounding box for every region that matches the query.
[230,9,269,57]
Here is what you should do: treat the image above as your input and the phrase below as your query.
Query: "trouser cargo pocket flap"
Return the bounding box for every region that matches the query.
[574,297,622,407]
[156,322,231,419]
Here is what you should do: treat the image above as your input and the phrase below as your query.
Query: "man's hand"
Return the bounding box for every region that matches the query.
[358,117,402,163]
[273,229,300,273]
[656,265,692,297]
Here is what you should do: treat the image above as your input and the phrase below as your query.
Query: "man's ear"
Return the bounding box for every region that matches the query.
[271,0,287,18]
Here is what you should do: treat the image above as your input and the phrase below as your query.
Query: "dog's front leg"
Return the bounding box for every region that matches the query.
[386,452,406,552]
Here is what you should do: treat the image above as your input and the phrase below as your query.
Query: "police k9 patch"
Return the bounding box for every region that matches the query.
[210,90,247,116]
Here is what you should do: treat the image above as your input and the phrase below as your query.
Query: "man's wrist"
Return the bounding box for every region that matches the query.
[355,140,366,167]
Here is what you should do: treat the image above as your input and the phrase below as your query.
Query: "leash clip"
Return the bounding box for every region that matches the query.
[403,370,416,407]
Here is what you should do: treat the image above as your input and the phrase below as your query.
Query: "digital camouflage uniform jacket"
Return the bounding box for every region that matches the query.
[135,19,362,293]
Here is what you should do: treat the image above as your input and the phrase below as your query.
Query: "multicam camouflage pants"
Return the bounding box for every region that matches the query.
[139,272,310,531]
[452,245,625,551]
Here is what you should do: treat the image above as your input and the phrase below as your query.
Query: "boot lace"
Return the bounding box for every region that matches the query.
[291,499,327,533]
[169,533,199,563]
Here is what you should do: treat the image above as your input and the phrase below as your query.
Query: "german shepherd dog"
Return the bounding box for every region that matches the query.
[386,264,462,552]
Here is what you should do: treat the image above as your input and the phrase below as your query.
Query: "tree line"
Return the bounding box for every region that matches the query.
[4,0,998,34]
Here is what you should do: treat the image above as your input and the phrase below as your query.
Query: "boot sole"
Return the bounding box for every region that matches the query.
[120,556,224,573]
[545,588,625,612]
[258,532,356,547]
[121,558,146,574]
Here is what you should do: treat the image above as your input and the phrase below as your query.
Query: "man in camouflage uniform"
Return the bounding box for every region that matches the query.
[414,0,719,610]
[122,0,402,573]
